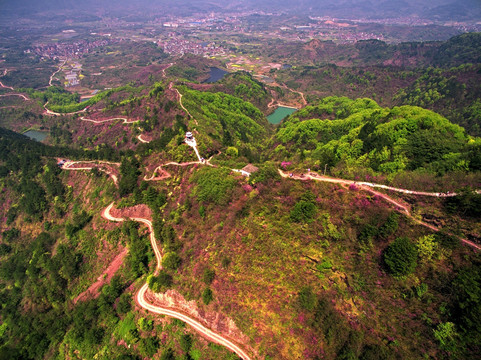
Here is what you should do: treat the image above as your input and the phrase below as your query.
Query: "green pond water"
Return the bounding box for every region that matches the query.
[23,130,48,142]
[267,106,297,124]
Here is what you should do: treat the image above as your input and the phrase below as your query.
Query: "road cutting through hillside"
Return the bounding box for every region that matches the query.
[62,161,120,185]
[0,93,30,101]
[279,169,481,250]
[44,101,88,116]
[162,62,174,77]
[79,115,139,124]
[102,202,252,360]
[0,70,14,90]
[49,59,67,87]
[170,82,199,126]
[63,156,252,359]
[137,134,150,143]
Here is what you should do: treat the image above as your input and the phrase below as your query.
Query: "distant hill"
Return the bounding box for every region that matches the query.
[431,32,481,66]
[3,0,481,22]
[272,32,481,67]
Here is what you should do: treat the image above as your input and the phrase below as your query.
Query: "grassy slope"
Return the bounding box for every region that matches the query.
[155,164,480,359]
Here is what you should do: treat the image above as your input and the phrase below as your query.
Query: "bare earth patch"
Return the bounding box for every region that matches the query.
[74,246,128,303]
[144,288,257,357]
[109,204,152,220]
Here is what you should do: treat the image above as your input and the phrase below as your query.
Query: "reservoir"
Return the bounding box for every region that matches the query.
[204,67,228,83]
[23,130,48,142]
[267,106,297,125]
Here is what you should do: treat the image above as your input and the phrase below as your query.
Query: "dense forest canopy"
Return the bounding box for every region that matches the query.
[276,97,480,176]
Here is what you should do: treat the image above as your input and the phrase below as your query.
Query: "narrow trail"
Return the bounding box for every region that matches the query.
[46,105,151,141]
[162,62,174,78]
[0,69,14,90]
[185,138,203,162]
[79,115,139,124]
[102,202,252,360]
[144,155,216,182]
[0,93,30,101]
[266,83,306,110]
[44,101,88,116]
[267,97,276,109]
[137,134,150,143]
[281,83,307,106]
[170,82,199,126]
[279,170,481,250]
[49,59,67,87]
[0,81,14,91]
[62,161,120,186]
[74,247,128,304]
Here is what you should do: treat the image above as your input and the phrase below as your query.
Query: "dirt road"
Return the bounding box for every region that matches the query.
[62,161,120,185]
[279,169,481,250]
[102,202,252,359]
[0,93,30,101]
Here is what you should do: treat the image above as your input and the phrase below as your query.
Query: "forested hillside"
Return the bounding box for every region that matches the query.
[1,28,481,360]
[275,97,481,177]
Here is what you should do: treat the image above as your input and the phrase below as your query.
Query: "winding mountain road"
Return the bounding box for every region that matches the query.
[102,203,162,272]
[162,62,174,78]
[0,69,14,91]
[137,283,252,360]
[0,93,29,101]
[62,161,120,185]
[137,134,150,143]
[49,59,67,87]
[279,170,481,250]
[79,115,139,124]
[102,202,252,360]
[170,82,198,126]
[44,101,88,116]
[63,155,251,358]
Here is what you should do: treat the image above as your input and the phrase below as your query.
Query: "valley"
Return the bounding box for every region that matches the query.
[1,2,481,360]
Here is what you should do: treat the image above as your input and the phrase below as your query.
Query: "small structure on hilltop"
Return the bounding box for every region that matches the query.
[185,132,194,141]
[240,164,259,177]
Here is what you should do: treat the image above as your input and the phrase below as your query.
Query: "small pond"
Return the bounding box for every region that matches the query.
[267,106,297,125]
[204,67,228,83]
[23,130,48,142]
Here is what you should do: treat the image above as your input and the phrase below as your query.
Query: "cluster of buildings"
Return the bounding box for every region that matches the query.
[58,62,83,87]
[159,38,225,57]
[29,39,111,60]
[332,31,385,43]
[277,21,385,43]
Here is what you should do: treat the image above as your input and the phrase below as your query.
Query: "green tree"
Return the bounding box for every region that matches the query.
[138,317,154,332]
[202,268,215,285]
[226,146,238,157]
[451,265,481,345]
[298,286,317,311]
[202,288,213,305]
[160,348,175,360]
[138,337,159,357]
[148,271,173,292]
[416,235,438,263]
[290,200,316,223]
[117,293,131,314]
[378,212,399,239]
[162,252,181,271]
[433,322,458,352]
[179,334,193,353]
[191,167,237,205]
[383,237,418,277]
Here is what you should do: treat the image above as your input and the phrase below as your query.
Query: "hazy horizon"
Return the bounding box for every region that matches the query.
[1,0,481,22]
